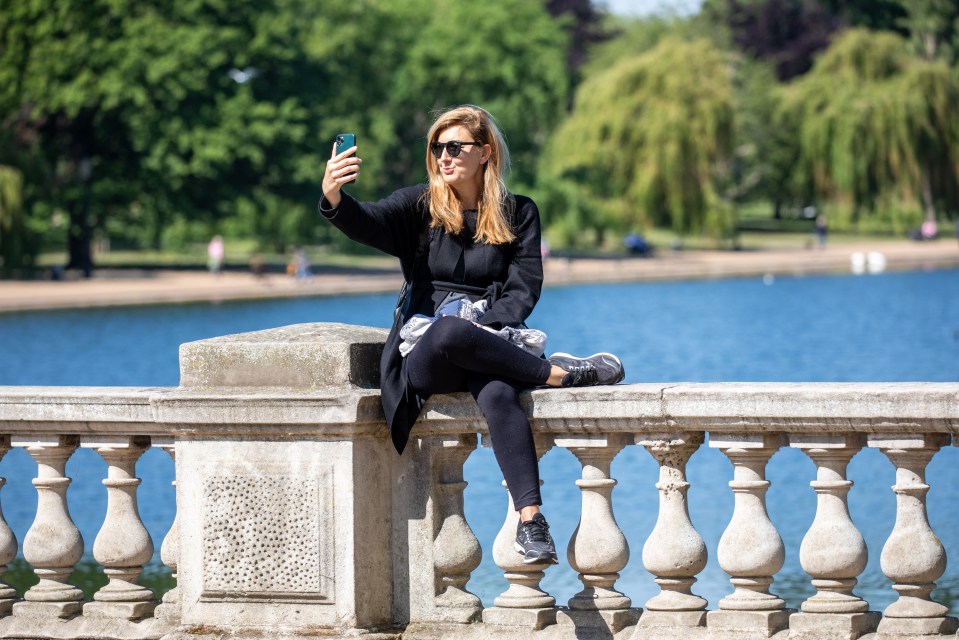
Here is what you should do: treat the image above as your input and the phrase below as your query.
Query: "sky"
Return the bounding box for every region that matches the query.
[600,0,704,17]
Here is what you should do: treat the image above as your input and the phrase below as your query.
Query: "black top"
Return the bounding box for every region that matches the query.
[319,184,544,453]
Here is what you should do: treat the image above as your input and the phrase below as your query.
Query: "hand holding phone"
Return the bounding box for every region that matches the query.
[335,133,358,183]
[323,133,360,207]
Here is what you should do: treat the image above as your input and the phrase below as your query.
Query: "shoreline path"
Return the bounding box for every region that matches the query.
[1,239,957,314]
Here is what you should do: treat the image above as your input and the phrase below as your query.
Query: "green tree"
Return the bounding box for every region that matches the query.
[0,164,26,274]
[0,0,324,267]
[381,0,570,190]
[897,0,959,63]
[777,29,959,232]
[1,0,573,267]
[543,37,736,243]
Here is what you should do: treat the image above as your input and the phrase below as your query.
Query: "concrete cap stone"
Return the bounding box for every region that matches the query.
[178,322,387,389]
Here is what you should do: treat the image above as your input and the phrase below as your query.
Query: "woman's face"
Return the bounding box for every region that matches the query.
[434,125,491,200]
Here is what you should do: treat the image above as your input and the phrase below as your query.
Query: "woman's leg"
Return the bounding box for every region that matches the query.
[467,373,541,510]
[405,316,558,563]
[468,372,557,564]
[406,316,551,390]
[406,315,623,389]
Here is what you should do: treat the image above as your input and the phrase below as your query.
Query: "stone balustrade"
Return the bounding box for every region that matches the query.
[0,322,956,640]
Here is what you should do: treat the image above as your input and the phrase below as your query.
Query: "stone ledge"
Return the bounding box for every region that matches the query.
[662,382,959,431]
[178,323,388,389]
[2,380,958,436]
[0,615,175,640]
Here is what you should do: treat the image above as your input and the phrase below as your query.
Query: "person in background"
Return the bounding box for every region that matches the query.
[249,254,267,281]
[319,105,625,565]
[293,247,312,281]
[207,235,224,276]
[815,214,828,248]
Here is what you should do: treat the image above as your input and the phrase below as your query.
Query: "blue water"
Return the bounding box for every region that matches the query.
[1,269,958,612]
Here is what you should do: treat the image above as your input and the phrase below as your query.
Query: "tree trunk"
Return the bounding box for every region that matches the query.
[920,166,936,223]
[65,173,94,277]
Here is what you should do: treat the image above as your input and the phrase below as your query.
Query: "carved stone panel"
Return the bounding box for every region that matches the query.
[200,470,333,602]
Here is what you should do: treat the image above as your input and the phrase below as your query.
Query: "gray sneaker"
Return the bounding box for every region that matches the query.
[515,513,558,564]
[548,352,625,387]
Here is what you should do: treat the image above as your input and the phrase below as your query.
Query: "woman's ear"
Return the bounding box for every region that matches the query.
[481,144,492,164]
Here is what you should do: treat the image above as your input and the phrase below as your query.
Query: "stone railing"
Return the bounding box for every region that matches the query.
[0,323,957,640]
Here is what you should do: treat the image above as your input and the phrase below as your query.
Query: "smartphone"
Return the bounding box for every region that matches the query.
[334,133,357,182]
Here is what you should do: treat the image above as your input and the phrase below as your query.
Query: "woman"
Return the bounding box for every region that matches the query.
[320,105,624,564]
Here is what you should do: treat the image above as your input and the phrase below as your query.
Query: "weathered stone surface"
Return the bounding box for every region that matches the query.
[789,611,880,639]
[556,607,641,632]
[482,606,557,629]
[876,614,959,636]
[0,615,176,639]
[178,322,388,389]
[635,610,707,628]
[83,600,157,621]
[789,434,870,616]
[663,382,959,432]
[2,380,958,436]
[706,609,794,636]
[557,434,631,612]
[637,432,708,614]
[13,436,85,620]
[177,437,392,631]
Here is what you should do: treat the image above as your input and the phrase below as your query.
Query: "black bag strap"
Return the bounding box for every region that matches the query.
[413,221,433,271]
[395,219,434,324]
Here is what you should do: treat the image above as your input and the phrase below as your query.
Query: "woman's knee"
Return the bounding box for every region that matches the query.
[475,379,523,414]
[425,315,472,353]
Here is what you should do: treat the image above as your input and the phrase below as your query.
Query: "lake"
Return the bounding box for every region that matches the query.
[1,268,958,611]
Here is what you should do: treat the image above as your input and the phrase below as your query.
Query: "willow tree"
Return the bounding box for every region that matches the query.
[543,37,736,244]
[0,165,26,274]
[777,28,959,232]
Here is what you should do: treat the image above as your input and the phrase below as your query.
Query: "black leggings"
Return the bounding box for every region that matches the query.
[406,315,552,509]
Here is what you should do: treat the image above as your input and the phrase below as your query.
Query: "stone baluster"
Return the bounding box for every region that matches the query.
[0,436,17,616]
[483,433,556,630]
[708,433,790,637]
[636,432,708,629]
[867,434,958,637]
[555,434,639,633]
[81,436,156,620]
[12,435,84,619]
[789,434,879,639]
[430,434,482,623]
[152,438,179,621]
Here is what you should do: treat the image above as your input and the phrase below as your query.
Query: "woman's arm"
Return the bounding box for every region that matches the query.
[319,140,425,260]
[319,186,427,259]
[475,196,544,329]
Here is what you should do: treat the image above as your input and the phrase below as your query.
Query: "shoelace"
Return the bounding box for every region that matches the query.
[565,364,598,386]
[519,519,550,543]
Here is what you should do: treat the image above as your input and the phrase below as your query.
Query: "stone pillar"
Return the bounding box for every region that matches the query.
[635,432,708,630]
[555,434,639,633]
[483,433,556,629]
[12,435,84,619]
[707,433,790,637]
[81,437,156,620]
[867,434,958,637]
[152,438,179,621]
[0,436,17,617]
[788,434,879,639]
[166,323,395,632]
[430,434,482,623]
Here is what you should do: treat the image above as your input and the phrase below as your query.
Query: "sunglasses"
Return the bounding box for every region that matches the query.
[429,140,480,158]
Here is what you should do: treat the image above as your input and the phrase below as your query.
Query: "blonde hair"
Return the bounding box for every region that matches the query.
[423,105,515,244]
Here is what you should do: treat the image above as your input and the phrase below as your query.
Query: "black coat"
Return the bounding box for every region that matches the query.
[319,185,544,453]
